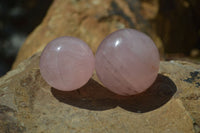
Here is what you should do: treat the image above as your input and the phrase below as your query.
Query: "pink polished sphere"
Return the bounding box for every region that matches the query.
[40,37,95,91]
[95,29,160,96]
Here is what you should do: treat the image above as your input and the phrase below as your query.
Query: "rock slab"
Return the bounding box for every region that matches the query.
[1,53,200,133]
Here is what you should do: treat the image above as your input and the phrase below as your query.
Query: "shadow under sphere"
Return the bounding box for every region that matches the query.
[51,74,177,113]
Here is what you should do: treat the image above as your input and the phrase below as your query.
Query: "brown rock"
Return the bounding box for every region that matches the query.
[12,0,164,69]
[3,0,200,132]
[1,53,200,132]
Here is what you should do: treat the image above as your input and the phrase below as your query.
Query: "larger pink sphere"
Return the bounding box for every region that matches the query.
[95,29,160,96]
[40,37,95,91]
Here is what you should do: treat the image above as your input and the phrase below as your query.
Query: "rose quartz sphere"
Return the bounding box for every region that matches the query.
[95,29,160,96]
[40,37,95,91]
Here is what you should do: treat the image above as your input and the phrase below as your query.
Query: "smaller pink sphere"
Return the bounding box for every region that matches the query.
[40,37,95,91]
[95,29,160,96]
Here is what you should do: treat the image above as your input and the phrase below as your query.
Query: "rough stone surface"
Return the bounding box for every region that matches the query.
[1,53,200,133]
[12,0,164,69]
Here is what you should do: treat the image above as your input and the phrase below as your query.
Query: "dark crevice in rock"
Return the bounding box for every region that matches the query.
[0,105,15,114]
[125,0,150,32]
[193,122,200,133]
[0,105,25,133]
[109,1,135,28]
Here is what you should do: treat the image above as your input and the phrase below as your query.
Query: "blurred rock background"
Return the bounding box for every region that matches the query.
[0,0,200,77]
[0,0,53,76]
